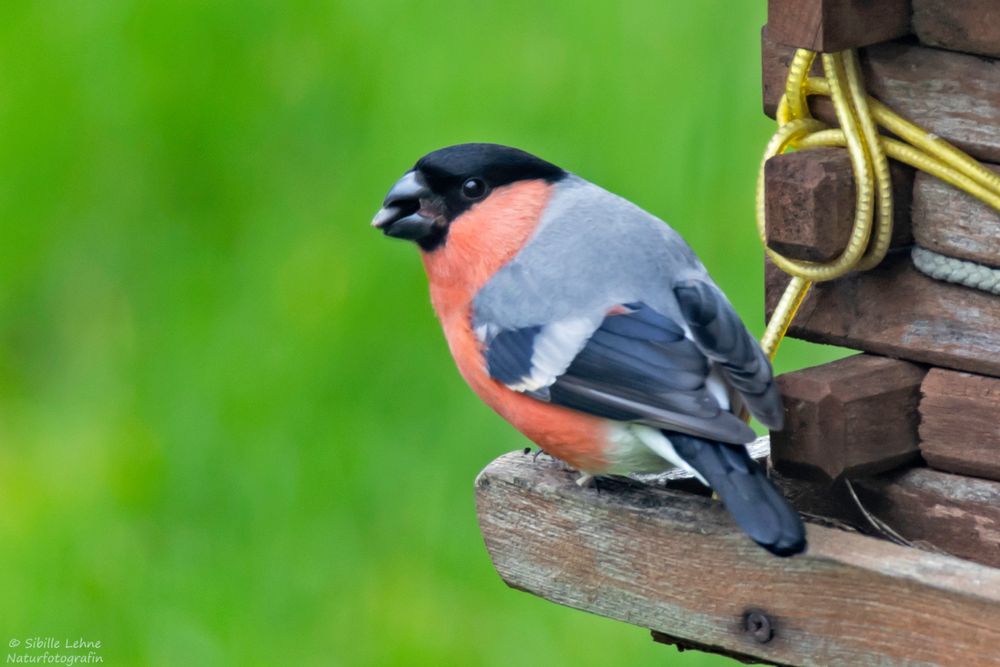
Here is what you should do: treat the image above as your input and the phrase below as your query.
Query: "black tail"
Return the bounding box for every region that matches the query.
[669,433,806,557]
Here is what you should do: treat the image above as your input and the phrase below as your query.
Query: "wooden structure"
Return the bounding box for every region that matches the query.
[477,450,1000,665]
[476,3,1000,665]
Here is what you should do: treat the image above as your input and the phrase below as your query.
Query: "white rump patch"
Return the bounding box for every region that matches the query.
[604,422,707,483]
[632,425,707,485]
[506,316,598,392]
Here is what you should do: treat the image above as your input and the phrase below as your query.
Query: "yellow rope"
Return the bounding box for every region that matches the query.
[758,48,1000,361]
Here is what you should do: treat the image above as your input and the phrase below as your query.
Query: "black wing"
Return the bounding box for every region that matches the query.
[673,279,783,428]
[482,302,756,444]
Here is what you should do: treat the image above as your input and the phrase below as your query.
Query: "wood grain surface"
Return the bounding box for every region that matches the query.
[765,252,1000,378]
[774,465,1000,570]
[852,467,1000,569]
[476,450,1000,666]
[913,0,1000,59]
[762,33,1000,163]
[771,354,925,480]
[920,368,1000,482]
[763,148,999,267]
[912,164,1000,268]
[767,0,911,52]
[764,148,914,263]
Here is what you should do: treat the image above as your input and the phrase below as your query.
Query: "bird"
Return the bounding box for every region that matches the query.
[372,143,805,556]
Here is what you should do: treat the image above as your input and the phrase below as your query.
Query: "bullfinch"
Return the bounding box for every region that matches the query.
[372,143,805,556]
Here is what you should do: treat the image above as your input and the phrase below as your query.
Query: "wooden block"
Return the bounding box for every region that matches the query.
[912,164,1000,268]
[765,149,856,263]
[773,464,1000,570]
[476,451,1000,667]
[766,252,1000,378]
[919,368,1000,481]
[913,0,1000,60]
[761,26,823,118]
[762,34,1000,163]
[764,148,914,262]
[767,0,911,52]
[771,354,925,480]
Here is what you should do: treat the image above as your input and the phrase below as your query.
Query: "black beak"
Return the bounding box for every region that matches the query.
[372,171,439,241]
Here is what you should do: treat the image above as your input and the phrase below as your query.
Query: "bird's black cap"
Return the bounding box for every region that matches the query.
[415,143,565,192]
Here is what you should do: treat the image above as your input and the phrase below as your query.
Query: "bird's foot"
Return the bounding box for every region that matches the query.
[575,472,596,488]
[522,447,548,462]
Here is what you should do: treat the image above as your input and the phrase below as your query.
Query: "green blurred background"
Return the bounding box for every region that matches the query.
[0,1,845,665]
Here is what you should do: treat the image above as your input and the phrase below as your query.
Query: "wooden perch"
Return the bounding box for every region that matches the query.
[764,149,914,263]
[912,164,1000,268]
[476,451,1000,666]
[762,32,1000,163]
[771,354,925,481]
[920,368,1000,482]
[913,0,1000,60]
[765,253,1000,378]
[766,0,911,52]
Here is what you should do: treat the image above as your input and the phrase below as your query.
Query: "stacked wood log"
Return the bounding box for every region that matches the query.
[763,0,1000,573]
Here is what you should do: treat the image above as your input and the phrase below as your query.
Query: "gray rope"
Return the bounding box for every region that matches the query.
[911,246,1000,295]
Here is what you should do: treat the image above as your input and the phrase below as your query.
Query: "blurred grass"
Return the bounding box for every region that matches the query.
[0,1,846,665]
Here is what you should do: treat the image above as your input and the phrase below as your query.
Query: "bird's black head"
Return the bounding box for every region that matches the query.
[372,143,565,251]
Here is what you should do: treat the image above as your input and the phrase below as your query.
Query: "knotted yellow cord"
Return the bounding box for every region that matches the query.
[758,48,1000,361]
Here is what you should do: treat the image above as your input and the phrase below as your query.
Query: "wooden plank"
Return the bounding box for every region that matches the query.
[772,465,1000,570]
[771,354,925,481]
[913,0,1000,60]
[852,467,1000,569]
[920,368,1000,482]
[766,0,911,52]
[762,33,1000,163]
[912,164,1000,268]
[476,451,1000,667]
[765,252,1000,378]
[764,148,914,263]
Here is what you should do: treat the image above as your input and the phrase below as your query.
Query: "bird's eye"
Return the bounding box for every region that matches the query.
[461,177,488,200]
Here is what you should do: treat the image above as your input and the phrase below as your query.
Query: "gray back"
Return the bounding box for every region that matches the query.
[473,175,707,329]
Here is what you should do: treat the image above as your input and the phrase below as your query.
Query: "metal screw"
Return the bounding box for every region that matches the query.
[744,610,774,643]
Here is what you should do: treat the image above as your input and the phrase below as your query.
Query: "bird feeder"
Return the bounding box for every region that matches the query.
[475,2,1000,664]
